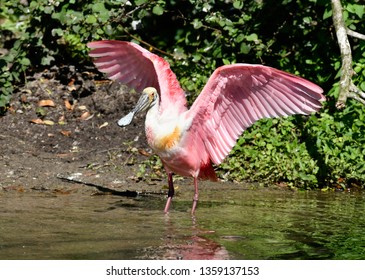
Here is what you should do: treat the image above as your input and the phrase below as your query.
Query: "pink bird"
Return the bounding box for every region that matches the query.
[88,40,325,214]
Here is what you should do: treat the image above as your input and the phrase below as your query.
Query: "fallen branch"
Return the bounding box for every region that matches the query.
[56,173,138,197]
[331,0,365,109]
[56,173,166,197]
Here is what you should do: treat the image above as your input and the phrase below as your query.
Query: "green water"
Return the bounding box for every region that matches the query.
[0,186,364,259]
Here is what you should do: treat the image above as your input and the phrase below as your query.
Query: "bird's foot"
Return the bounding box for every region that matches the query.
[164,197,173,214]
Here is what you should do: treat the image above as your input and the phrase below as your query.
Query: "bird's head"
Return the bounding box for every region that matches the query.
[118,87,159,127]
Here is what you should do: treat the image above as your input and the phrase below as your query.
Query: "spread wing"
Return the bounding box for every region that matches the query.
[186,64,325,164]
[87,40,187,111]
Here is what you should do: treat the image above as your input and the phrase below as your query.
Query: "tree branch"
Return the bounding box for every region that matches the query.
[331,0,365,109]
[331,0,353,109]
[346,28,365,41]
[349,82,365,105]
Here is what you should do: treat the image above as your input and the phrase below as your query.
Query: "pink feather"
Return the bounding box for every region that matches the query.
[88,40,187,113]
[186,64,325,164]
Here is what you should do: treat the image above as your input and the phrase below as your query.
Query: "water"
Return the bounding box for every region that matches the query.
[1,186,365,259]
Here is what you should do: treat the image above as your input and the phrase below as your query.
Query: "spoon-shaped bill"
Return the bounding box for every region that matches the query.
[117,111,135,127]
[117,91,154,127]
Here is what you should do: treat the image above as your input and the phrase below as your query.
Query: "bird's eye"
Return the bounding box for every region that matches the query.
[150,92,157,100]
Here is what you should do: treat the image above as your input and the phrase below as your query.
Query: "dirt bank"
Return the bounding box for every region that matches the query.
[0,65,171,196]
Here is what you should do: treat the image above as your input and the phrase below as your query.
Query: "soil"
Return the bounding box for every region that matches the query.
[0,65,172,196]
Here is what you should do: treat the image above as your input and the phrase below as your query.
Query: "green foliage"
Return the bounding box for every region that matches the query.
[0,0,171,105]
[219,117,319,188]
[1,0,365,188]
[219,106,365,189]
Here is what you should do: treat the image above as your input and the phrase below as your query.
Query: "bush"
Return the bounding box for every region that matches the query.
[219,106,365,189]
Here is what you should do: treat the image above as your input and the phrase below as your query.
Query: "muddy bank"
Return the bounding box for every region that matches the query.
[0,66,169,195]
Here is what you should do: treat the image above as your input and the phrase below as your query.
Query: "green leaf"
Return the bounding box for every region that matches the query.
[240,42,251,54]
[323,7,332,20]
[192,19,203,29]
[233,1,243,9]
[44,6,54,14]
[246,33,258,42]
[41,55,55,65]
[51,28,63,37]
[346,4,364,19]
[152,5,164,15]
[92,2,106,12]
[235,33,245,43]
[85,15,97,24]
[92,2,109,21]
[72,25,81,33]
[135,0,147,5]
[192,54,201,62]
[223,58,230,65]
[20,57,31,66]
[360,81,365,92]
[138,9,148,19]
[0,93,11,108]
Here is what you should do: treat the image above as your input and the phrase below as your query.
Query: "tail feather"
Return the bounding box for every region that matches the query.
[198,161,218,181]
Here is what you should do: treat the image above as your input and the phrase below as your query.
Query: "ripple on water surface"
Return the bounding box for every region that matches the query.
[0,187,364,259]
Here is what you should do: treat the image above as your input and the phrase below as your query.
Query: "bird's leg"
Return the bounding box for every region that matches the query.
[164,172,174,213]
[191,177,199,215]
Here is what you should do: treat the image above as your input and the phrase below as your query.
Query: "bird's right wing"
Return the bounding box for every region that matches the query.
[88,40,187,112]
[186,64,325,165]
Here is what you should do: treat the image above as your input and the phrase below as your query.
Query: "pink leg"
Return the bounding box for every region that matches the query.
[191,177,199,215]
[164,172,174,213]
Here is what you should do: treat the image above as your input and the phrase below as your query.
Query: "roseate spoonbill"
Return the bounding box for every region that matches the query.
[88,40,325,214]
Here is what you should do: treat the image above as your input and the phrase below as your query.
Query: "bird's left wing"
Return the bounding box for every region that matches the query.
[186,64,325,165]
[88,40,186,111]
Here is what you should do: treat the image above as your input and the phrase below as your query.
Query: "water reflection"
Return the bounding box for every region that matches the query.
[193,188,365,260]
[0,186,364,260]
[145,214,230,260]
